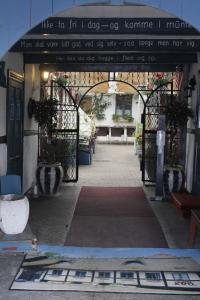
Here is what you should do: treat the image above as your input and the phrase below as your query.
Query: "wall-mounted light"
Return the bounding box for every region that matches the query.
[41,71,50,83]
[0,61,7,88]
[184,75,197,98]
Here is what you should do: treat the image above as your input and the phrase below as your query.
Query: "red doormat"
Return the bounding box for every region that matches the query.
[65,187,168,248]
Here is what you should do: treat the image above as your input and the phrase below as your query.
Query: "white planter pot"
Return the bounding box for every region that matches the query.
[36,163,64,195]
[0,194,29,234]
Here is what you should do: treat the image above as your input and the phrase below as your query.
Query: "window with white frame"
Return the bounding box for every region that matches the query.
[120,272,135,279]
[116,94,132,116]
[98,272,111,278]
[172,272,190,281]
[75,271,87,278]
[145,272,162,281]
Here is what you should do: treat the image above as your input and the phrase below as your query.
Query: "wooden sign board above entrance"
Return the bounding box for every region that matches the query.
[10,39,200,52]
[24,53,197,64]
[27,17,200,35]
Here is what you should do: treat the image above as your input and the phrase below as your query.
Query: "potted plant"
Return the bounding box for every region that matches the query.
[133,123,143,156]
[123,113,134,123]
[0,194,29,234]
[28,96,58,137]
[112,114,121,122]
[0,175,30,235]
[112,113,134,123]
[28,97,64,195]
[36,138,64,196]
[163,98,194,195]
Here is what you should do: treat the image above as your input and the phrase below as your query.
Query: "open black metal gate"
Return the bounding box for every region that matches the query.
[38,71,182,184]
[142,78,183,184]
[142,82,173,184]
[38,80,79,182]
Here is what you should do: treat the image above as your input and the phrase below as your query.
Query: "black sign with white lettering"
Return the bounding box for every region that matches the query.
[10,38,200,52]
[27,17,199,35]
[38,63,179,72]
[24,53,197,64]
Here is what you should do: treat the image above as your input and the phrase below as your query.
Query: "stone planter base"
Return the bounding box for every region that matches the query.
[0,194,29,234]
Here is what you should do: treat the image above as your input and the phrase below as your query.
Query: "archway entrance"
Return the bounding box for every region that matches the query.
[38,70,181,184]
[4,2,200,250]
[9,2,199,190]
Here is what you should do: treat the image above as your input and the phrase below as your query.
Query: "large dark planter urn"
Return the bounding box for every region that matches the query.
[163,165,185,197]
[36,163,64,195]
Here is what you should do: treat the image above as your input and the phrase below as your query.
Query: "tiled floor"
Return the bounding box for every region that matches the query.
[77,144,142,187]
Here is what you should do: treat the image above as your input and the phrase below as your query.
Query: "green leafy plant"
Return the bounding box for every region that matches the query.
[136,135,143,146]
[152,72,172,87]
[123,113,134,123]
[112,113,134,123]
[112,114,121,122]
[55,76,70,86]
[81,93,111,120]
[92,94,111,120]
[133,122,143,150]
[164,99,194,165]
[32,97,58,133]
[165,99,194,128]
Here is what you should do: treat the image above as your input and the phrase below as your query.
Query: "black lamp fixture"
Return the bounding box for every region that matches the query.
[0,61,7,88]
[184,75,197,98]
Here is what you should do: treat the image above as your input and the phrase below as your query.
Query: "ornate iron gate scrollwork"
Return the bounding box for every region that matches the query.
[38,70,182,185]
[142,82,174,184]
[39,80,79,182]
